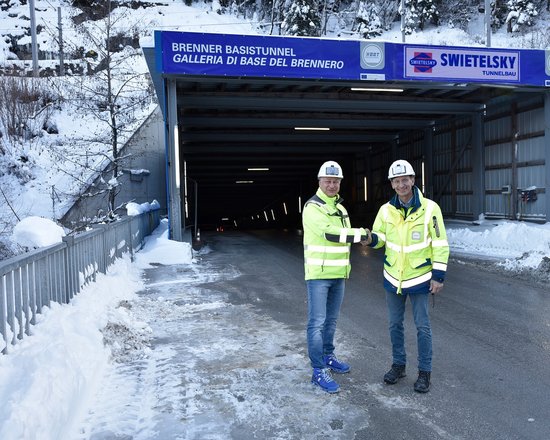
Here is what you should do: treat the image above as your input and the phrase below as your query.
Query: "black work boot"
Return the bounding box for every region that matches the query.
[414,370,431,393]
[383,364,406,384]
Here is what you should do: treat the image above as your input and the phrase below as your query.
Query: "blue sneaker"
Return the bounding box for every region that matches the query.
[323,354,351,374]
[311,368,340,393]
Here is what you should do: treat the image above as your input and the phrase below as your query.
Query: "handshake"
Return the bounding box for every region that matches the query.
[361,228,372,246]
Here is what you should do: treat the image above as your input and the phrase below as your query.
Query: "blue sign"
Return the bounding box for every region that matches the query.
[158,31,550,87]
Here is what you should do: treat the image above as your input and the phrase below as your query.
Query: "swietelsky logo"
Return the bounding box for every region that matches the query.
[409,52,437,73]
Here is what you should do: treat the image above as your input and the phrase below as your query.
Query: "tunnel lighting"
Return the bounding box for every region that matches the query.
[298,196,302,214]
[351,87,404,92]
[263,211,269,221]
[271,209,276,221]
[233,220,238,227]
[363,177,368,202]
[421,161,426,194]
[183,161,188,218]
[294,127,330,131]
[283,202,288,215]
[248,167,269,171]
[221,217,229,221]
[236,180,254,184]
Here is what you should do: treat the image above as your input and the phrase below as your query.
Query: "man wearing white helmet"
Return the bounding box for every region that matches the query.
[367,159,449,393]
[302,160,370,393]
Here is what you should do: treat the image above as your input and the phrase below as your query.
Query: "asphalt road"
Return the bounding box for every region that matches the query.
[198,228,550,440]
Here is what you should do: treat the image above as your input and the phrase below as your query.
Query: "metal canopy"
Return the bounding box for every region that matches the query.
[174,74,526,228]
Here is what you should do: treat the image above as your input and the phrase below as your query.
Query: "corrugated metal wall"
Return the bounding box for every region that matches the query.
[482,96,545,221]
[367,94,546,222]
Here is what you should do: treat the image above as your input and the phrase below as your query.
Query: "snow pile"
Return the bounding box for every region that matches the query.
[126,199,160,216]
[447,220,550,271]
[11,216,66,249]
[134,218,193,268]
[0,256,143,440]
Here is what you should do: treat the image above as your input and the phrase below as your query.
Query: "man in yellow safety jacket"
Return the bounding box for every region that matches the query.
[303,160,369,393]
[367,159,449,393]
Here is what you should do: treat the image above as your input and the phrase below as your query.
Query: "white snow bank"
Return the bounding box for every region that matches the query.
[11,216,65,248]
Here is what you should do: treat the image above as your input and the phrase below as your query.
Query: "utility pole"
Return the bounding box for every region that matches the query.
[29,0,39,76]
[58,7,65,76]
[400,0,406,43]
[485,0,492,47]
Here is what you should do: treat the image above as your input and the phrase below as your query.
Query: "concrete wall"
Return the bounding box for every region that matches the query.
[61,105,167,230]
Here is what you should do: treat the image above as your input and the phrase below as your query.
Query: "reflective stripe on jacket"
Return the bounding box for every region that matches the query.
[303,188,367,280]
[371,186,449,294]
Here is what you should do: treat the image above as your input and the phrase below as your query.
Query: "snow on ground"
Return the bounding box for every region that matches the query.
[447,218,550,271]
[0,216,549,439]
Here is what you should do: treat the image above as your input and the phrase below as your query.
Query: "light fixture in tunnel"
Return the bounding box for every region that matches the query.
[421,161,426,194]
[248,167,269,171]
[351,87,404,92]
[271,209,276,221]
[283,202,288,215]
[298,196,302,214]
[363,177,368,202]
[263,211,269,221]
[294,127,330,131]
[236,180,254,184]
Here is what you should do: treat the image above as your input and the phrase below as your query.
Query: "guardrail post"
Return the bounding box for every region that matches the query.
[98,224,108,276]
[0,275,7,354]
[63,235,75,302]
[5,272,16,346]
[128,218,134,261]
[21,265,31,336]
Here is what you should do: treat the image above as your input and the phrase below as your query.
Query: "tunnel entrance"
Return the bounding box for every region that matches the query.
[144,32,550,240]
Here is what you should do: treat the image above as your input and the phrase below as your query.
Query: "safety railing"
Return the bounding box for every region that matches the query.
[0,209,160,354]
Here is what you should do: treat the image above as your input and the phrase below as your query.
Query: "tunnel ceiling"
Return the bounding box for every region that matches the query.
[174,75,527,227]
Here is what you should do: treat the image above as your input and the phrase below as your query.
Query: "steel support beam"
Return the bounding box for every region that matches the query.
[166,79,183,241]
[544,92,550,222]
[471,112,485,220]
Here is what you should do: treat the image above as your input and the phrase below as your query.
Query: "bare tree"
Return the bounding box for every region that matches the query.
[61,1,154,221]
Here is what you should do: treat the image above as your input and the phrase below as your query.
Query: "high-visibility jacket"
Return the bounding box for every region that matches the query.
[303,188,367,280]
[370,186,449,294]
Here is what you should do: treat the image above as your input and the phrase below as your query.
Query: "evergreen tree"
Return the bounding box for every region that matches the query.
[506,0,539,32]
[401,0,441,34]
[356,1,383,38]
[281,0,322,36]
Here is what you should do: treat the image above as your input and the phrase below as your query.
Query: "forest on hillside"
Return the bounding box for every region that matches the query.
[1,0,550,68]
[61,0,550,39]
[206,0,550,40]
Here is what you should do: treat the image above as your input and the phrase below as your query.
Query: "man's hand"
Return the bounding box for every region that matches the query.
[360,229,372,246]
[429,280,444,294]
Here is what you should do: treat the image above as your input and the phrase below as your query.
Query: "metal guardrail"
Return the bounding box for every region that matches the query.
[0,209,160,354]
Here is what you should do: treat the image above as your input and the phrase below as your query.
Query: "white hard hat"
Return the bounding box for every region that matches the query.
[388,160,415,179]
[318,161,343,179]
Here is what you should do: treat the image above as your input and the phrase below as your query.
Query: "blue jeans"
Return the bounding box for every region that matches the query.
[306,279,345,369]
[385,290,432,372]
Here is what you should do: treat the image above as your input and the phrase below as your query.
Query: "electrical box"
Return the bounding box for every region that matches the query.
[501,185,511,194]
